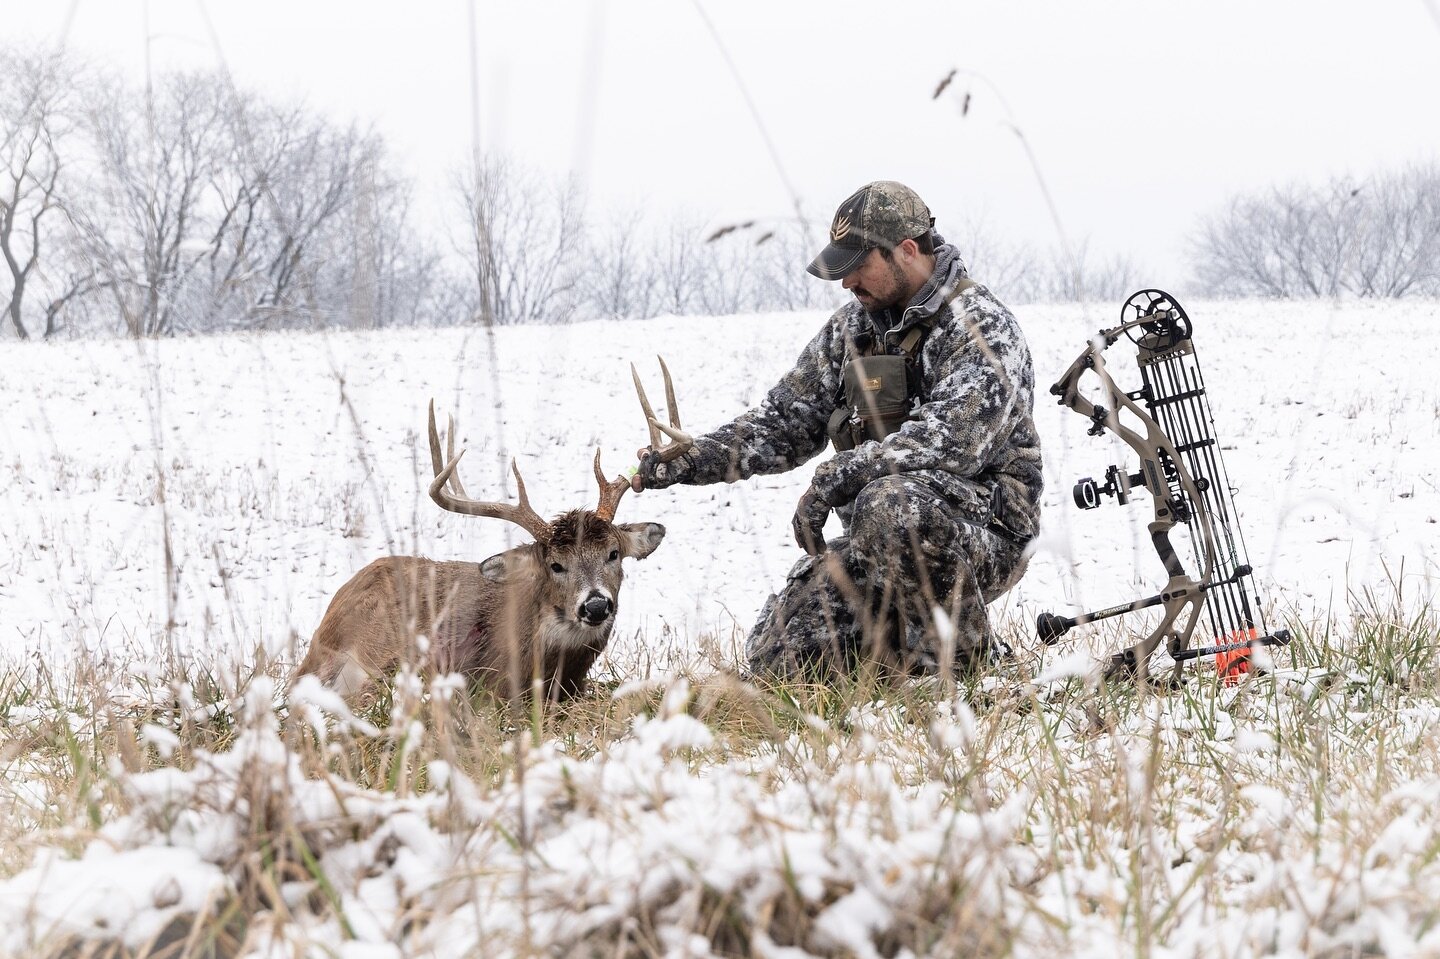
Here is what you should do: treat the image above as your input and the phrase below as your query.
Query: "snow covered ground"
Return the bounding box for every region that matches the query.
[2,297,1436,672]
[3,297,1440,958]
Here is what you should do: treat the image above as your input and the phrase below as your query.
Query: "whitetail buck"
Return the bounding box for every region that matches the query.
[295,369,690,704]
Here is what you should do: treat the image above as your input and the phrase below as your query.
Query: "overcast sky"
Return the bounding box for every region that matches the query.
[6,0,1440,294]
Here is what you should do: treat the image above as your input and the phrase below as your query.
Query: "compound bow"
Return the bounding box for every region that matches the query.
[1037,289,1289,680]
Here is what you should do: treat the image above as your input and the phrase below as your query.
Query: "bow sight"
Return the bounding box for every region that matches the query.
[1038,289,1290,680]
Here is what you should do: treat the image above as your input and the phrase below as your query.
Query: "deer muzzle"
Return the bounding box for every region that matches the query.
[579,592,615,626]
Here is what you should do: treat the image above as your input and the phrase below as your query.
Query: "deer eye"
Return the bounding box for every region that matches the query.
[549,562,566,574]
[608,548,620,562]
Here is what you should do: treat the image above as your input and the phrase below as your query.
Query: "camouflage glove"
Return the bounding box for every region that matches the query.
[791,484,832,555]
[635,449,696,490]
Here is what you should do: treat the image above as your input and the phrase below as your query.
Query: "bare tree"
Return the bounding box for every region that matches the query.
[750,223,832,313]
[198,82,437,332]
[581,207,656,319]
[455,158,585,325]
[350,156,442,328]
[1192,195,1293,297]
[693,232,756,316]
[1348,164,1440,298]
[0,49,72,340]
[69,71,234,337]
[164,89,369,331]
[652,213,706,316]
[1266,182,1357,297]
[50,67,423,335]
[947,215,1043,303]
[1039,238,1139,303]
[1190,164,1440,299]
[165,82,276,330]
[37,265,106,339]
[242,109,380,327]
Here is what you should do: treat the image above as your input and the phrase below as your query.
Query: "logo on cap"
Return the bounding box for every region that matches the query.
[830,213,852,242]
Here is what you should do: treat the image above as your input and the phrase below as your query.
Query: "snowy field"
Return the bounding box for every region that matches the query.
[2,298,1436,670]
[3,297,1440,958]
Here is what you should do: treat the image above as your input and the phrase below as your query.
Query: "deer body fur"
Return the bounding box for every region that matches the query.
[297,510,664,704]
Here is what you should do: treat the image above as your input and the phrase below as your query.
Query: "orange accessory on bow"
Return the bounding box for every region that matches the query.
[1216,628,1259,685]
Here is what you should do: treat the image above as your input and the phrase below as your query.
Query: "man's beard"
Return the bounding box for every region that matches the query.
[853,260,911,311]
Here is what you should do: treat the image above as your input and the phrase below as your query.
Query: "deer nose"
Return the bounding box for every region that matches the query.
[579,593,614,625]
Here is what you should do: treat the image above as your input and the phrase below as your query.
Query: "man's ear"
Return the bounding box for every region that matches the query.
[896,236,920,260]
[616,522,666,561]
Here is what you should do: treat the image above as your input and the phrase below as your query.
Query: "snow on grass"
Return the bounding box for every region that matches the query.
[2,298,1439,956]
[3,626,1440,957]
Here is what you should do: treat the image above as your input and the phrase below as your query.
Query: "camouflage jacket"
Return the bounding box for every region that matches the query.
[669,242,1043,540]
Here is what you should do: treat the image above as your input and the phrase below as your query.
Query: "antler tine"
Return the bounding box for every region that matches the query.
[444,413,470,499]
[505,460,543,527]
[631,362,664,451]
[426,400,552,543]
[660,355,681,431]
[592,448,629,522]
[427,399,446,477]
[651,419,693,450]
[632,356,695,463]
[427,401,470,499]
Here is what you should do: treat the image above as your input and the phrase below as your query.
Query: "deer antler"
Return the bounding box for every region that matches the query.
[632,355,694,463]
[427,400,553,543]
[592,450,629,522]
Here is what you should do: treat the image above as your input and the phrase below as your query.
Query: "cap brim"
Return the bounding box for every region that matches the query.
[806,243,871,280]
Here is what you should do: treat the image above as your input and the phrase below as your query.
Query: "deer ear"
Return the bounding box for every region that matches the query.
[479,553,510,582]
[615,522,666,561]
[482,546,541,582]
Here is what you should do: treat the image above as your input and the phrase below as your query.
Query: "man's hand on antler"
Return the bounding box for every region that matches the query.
[632,446,691,491]
[631,357,696,492]
[792,484,831,555]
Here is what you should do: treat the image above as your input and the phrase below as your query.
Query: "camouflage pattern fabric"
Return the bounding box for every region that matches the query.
[842,180,934,249]
[649,239,1042,677]
[807,180,936,279]
[744,474,1030,679]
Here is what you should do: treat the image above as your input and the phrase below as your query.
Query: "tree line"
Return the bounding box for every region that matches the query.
[1191,164,1440,299]
[1,50,440,339]
[4,48,1432,341]
[0,48,1147,341]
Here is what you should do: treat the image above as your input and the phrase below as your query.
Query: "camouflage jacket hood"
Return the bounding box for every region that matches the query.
[677,242,1043,539]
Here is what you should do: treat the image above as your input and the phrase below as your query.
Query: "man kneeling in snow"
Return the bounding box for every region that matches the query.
[633,181,1042,680]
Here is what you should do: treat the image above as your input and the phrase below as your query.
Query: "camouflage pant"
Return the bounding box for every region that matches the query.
[745,474,1030,680]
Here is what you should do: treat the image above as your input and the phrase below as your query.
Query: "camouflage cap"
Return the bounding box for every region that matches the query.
[806,181,934,280]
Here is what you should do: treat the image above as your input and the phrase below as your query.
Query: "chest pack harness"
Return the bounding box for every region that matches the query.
[822,277,1026,548]
[826,277,978,453]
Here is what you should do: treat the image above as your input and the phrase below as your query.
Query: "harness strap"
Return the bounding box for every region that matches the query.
[896,276,978,357]
[829,276,983,452]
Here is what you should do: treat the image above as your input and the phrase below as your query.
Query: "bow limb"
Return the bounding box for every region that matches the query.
[1106,573,1209,682]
